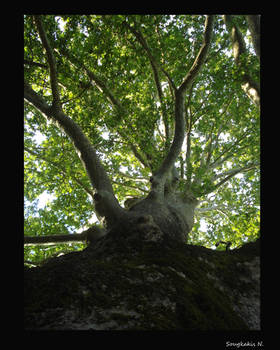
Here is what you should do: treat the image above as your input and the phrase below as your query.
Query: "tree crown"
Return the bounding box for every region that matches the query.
[24,15,260,265]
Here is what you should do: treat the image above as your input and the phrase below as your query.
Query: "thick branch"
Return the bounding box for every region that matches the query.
[24,82,124,225]
[24,233,86,246]
[223,15,260,106]
[246,15,260,59]
[24,226,106,246]
[185,132,192,187]
[241,77,260,107]
[24,83,109,191]
[223,15,246,61]
[34,16,61,110]
[156,90,186,177]
[178,15,214,94]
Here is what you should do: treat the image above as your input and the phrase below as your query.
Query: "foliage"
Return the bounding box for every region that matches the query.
[24,15,260,263]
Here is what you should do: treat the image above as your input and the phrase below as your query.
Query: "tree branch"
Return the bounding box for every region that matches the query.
[245,15,260,59]
[151,89,186,196]
[111,179,149,194]
[211,163,258,183]
[208,130,249,170]
[59,46,124,113]
[33,16,61,110]
[86,69,124,111]
[24,81,52,114]
[24,82,125,226]
[115,21,172,145]
[24,146,95,200]
[223,15,260,106]
[203,97,234,165]
[24,233,86,246]
[178,15,215,94]
[24,59,48,69]
[195,204,230,214]
[211,163,258,191]
[124,21,176,92]
[58,46,152,170]
[24,226,106,246]
[150,16,214,198]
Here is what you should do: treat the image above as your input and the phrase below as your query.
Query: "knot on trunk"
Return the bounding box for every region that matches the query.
[136,215,164,243]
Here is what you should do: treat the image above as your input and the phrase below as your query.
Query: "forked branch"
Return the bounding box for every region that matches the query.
[150,16,214,197]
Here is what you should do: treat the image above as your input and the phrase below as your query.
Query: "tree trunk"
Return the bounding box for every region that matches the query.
[24,216,260,330]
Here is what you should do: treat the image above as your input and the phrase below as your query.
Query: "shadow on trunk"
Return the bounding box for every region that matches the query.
[24,215,260,330]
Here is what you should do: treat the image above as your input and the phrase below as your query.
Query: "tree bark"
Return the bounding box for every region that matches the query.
[24,225,260,330]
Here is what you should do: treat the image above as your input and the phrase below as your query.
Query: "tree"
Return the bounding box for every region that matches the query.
[24,15,261,331]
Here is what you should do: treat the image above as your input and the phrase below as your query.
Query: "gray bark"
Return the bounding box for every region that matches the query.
[126,192,199,243]
[24,228,260,331]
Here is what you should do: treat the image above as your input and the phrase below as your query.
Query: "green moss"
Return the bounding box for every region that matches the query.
[25,235,258,330]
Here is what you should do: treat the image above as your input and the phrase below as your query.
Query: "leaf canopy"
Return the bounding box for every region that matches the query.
[24,14,260,263]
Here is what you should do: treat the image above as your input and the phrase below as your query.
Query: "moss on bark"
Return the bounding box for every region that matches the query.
[24,223,260,330]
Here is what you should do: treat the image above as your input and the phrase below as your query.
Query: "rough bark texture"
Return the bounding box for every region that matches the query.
[24,219,260,330]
